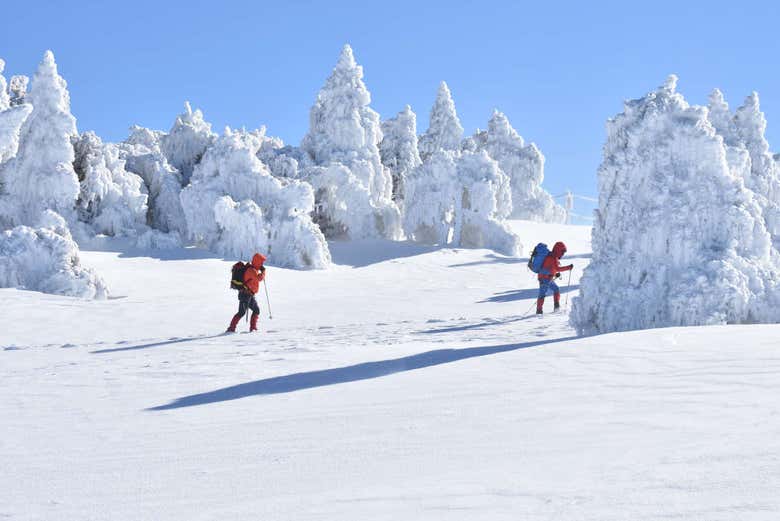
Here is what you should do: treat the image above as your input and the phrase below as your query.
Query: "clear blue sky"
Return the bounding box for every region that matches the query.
[3,0,780,208]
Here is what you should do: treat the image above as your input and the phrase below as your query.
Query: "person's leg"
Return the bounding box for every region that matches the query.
[551,281,561,309]
[249,296,260,331]
[227,293,249,331]
[537,279,550,313]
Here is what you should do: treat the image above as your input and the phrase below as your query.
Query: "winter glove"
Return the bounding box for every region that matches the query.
[555,273,561,279]
[566,264,573,270]
[260,266,266,273]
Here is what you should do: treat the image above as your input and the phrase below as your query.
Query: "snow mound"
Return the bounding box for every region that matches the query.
[404,150,521,256]
[180,129,330,269]
[160,102,215,185]
[572,75,780,335]
[300,45,400,240]
[0,211,107,299]
[73,131,149,239]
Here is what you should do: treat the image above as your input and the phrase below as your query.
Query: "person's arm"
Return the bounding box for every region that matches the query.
[258,266,266,284]
[244,268,260,294]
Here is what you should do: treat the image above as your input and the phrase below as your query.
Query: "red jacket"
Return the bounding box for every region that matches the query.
[243,253,266,294]
[538,242,573,280]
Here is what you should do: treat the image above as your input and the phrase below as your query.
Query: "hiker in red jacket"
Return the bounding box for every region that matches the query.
[227,253,266,333]
[537,241,573,314]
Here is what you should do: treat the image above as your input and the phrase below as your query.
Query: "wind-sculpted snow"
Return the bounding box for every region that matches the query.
[0,211,107,298]
[0,51,79,227]
[180,129,330,268]
[160,102,215,185]
[404,149,521,256]
[72,131,149,239]
[572,76,780,335]
[300,45,400,240]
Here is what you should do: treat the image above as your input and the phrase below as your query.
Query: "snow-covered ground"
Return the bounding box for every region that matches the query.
[2,221,780,520]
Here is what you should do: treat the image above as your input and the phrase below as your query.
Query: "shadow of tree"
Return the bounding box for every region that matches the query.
[148,335,579,410]
[449,252,591,269]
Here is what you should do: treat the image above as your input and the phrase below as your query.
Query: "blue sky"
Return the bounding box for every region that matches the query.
[3,0,780,213]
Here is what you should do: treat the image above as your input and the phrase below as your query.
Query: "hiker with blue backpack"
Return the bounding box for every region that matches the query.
[528,242,573,314]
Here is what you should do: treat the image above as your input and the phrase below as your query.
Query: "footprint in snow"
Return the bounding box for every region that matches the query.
[60,343,77,349]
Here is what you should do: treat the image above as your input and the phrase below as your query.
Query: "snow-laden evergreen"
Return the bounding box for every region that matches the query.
[180,128,330,268]
[72,131,149,239]
[161,102,215,185]
[300,45,400,239]
[403,150,521,256]
[0,51,79,227]
[0,210,107,298]
[482,110,565,223]
[0,102,31,166]
[572,76,780,335]
[418,82,464,162]
[121,125,187,238]
[0,59,10,110]
[7,75,28,107]
[379,105,421,203]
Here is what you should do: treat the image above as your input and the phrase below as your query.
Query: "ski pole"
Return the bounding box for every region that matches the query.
[564,268,573,311]
[264,278,273,319]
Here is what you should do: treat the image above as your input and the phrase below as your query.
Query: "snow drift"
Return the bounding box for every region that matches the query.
[0,211,107,298]
[571,76,780,335]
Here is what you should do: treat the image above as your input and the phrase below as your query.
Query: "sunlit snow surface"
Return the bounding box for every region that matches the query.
[2,221,780,520]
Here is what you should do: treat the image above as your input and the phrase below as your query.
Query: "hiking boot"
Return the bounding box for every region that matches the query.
[554,303,561,311]
[536,308,543,315]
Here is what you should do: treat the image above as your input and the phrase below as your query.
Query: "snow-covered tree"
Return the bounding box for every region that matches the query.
[404,149,521,255]
[161,102,215,185]
[0,59,10,111]
[571,76,780,335]
[8,75,28,107]
[707,89,738,145]
[181,128,331,268]
[418,81,464,161]
[0,51,79,227]
[0,210,108,298]
[300,44,400,239]
[121,125,187,237]
[379,105,422,203]
[483,110,565,222]
[72,131,149,238]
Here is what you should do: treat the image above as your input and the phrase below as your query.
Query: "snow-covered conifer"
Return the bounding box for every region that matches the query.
[418,81,464,161]
[300,45,400,239]
[72,131,149,238]
[161,102,215,185]
[572,76,780,335]
[484,110,565,222]
[181,128,330,268]
[379,105,421,203]
[1,51,79,226]
[8,75,28,107]
[0,59,10,110]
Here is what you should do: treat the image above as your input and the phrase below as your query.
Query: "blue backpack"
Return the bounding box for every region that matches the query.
[528,243,550,274]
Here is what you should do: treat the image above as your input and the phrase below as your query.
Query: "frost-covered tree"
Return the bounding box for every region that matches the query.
[181,128,331,268]
[0,210,108,298]
[300,44,400,239]
[379,105,422,203]
[483,110,565,222]
[0,59,10,111]
[707,89,738,145]
[571,76,780,335]
[161,102,215,185]
[8,75,28,107]
[418,81,464,161]
[72,131,149,238]
[404,149,521,255]
[121,125,187,237]
[1,51,79,227]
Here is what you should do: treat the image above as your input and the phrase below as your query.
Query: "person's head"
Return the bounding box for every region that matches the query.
[251,253,267,269]
[552,242,567,259]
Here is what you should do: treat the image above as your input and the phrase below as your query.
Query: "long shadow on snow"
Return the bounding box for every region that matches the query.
[147,335,578,410]
[449,252,592,268]
[91,334,225,354]
[479,285,580,304]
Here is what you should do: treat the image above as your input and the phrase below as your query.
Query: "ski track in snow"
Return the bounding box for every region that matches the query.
[3,222,780,520]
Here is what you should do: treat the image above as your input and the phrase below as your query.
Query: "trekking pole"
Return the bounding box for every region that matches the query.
[264,278,273,319]
[564,268,573,311]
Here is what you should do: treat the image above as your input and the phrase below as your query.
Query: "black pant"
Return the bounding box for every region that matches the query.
[236,291,260,318]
